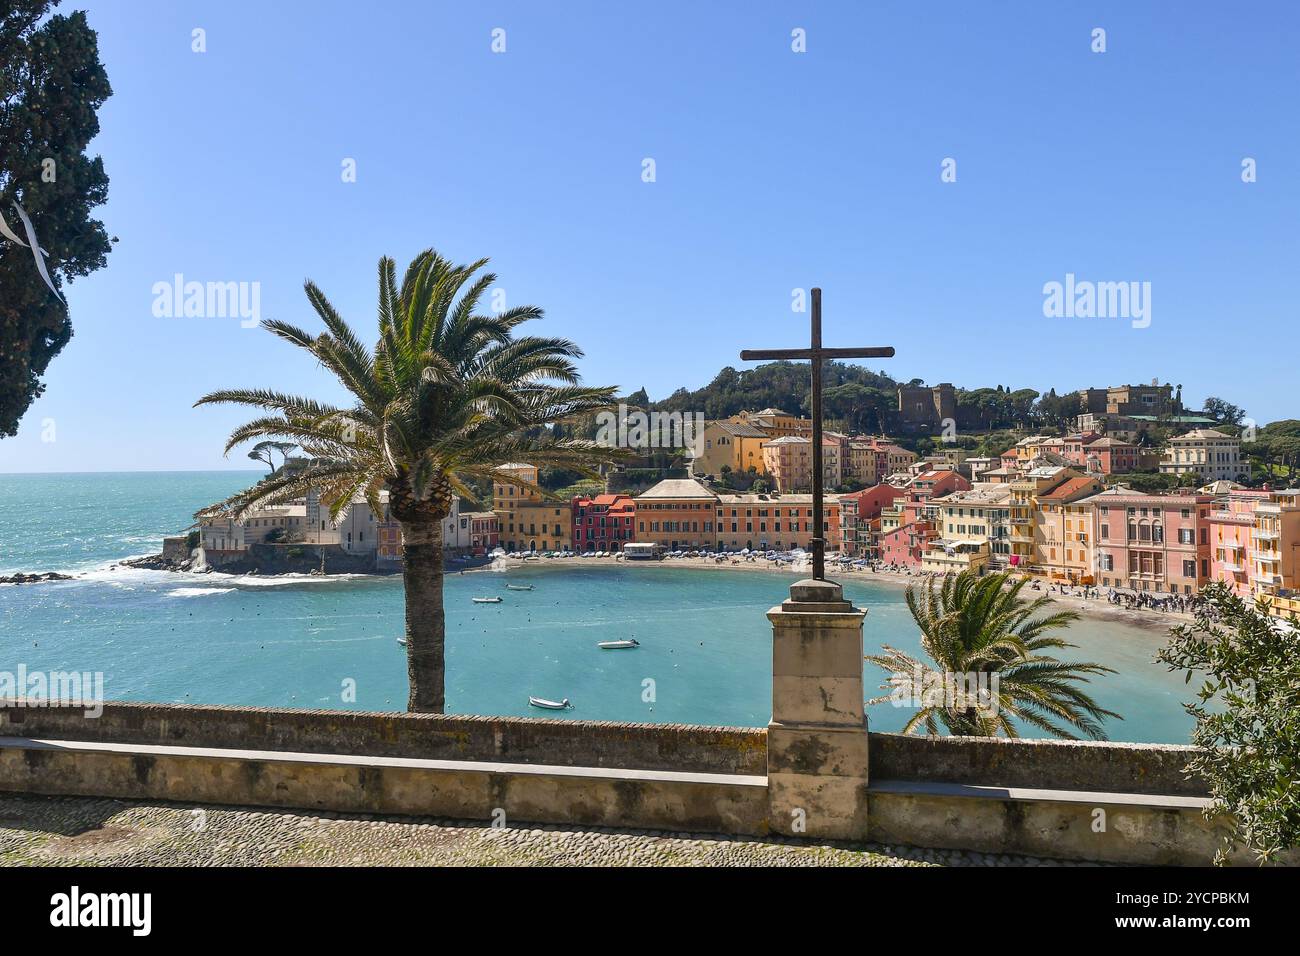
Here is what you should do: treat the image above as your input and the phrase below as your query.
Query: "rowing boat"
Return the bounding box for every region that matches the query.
[528,696,571,710]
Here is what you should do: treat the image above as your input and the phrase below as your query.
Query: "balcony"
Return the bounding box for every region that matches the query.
[1252,529,1280,541]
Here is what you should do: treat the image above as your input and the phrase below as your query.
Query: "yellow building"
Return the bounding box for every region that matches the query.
[931,483,1013,566]
[1033,476,1104,583]
[1006,464,1079,574]
[493,463,572,552]
[731,407,810,439]
[694,420,769,479]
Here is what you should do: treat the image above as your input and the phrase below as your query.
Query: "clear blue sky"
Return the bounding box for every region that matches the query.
[3,0,1297,473]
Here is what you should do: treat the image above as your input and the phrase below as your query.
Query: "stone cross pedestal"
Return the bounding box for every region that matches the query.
[767,578,870,839]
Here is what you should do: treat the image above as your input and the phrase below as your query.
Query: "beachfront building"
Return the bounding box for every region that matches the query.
[571,493,636,552]
[1252,489,1300,618]
[465,512,499,555]
[1087,488,1212,595]
[1033,476,1105,584]
[693,420,769,480]
[761,436,842,492]
[921,539,991,575]
[494,463,572,552]
[878,520,938,567]
[930,483,1014,569]
[633,478,716,551]
[1205,488,1272,597]
[838,483,908,556]
[1159,429,1245,483]
[715,493,841,553]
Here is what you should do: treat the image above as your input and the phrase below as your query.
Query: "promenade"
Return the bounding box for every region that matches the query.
[0,794,1093,867]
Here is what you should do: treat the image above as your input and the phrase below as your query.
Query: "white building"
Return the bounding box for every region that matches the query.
[1159,429,1244,483]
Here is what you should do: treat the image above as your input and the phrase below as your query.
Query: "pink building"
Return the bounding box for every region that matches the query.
[902,470,971,525]
[878,520,937,567]
[1207,489,1275,597]
[1080,436,1140,475]
[1087,488,1212,595]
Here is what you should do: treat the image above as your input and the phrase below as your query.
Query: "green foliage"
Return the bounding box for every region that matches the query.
[264,527,286,544]
[1202,396,1247,428]
[185,529,200,550]
[0,1,113,436]
[1105,471,1181,494]
[867,570,1120,739]
[1158,583,1300,864]
[653,361,897,421]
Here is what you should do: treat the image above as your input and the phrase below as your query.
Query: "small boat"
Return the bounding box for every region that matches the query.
[505,584,535,591]
[471,596,503,604]
[528,696,571,710]
[597,639,640,650]
[396,637,407,646]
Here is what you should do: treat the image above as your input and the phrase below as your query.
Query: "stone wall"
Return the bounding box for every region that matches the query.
[0,702,767,775]
[869,732,1207,797]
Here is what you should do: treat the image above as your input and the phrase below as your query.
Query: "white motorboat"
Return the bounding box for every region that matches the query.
[472,596,503,604]
[597,639,640,649]
[505,584,534,591]
[396,637,407,646]
[528,696,571,710]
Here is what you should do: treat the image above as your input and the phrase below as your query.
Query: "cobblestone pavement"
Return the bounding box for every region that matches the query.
[0,794,1094,867]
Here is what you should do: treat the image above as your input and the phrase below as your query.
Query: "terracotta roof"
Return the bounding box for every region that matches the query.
[1038,477,1100,501]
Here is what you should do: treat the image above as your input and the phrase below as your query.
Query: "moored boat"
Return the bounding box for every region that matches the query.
[597,639,640,649]
[472,596,503,604]
[505,584,534,591]
[528,696,571,710]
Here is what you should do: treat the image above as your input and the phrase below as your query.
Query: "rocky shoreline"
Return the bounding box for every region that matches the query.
[0,571,74,585]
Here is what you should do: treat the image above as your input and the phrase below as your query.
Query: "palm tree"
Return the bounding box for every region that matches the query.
[194,250,619,712]
[866,569,1120,739]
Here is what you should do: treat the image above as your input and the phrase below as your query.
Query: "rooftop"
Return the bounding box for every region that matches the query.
[635,478,716,500]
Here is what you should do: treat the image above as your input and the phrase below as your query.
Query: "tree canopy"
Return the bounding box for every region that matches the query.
[0,0,113,436]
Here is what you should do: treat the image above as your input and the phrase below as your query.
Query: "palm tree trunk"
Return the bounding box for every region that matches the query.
[400,516,445,713]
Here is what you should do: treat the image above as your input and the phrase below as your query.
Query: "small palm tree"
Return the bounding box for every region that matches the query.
[867,569,1120,739]
[195,249,619,712]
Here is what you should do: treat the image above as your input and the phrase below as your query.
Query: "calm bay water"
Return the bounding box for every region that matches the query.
[0,471,1196,742]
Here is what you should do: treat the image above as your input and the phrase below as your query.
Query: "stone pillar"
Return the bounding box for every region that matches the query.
[767,578,869,839]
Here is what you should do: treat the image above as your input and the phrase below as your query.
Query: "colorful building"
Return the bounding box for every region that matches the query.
[1086,488,1212,595]
[693,420,769,479]
[715,493,841,552]
[838,483,908,556]
[878,520,937,567]
[571,493,636,552]
[1160,429,1245,483]
[633,478,716,551]
[493,463,572,552]
[761,435,842,492]
[1033,476,1105,583]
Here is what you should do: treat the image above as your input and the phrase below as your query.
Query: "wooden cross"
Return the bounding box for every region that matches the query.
[741,288,895,581]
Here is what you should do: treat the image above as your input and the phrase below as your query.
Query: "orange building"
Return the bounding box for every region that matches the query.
[632,478,717,550]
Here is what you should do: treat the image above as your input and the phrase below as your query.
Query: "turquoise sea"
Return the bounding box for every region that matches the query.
[0,471,1197,742]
